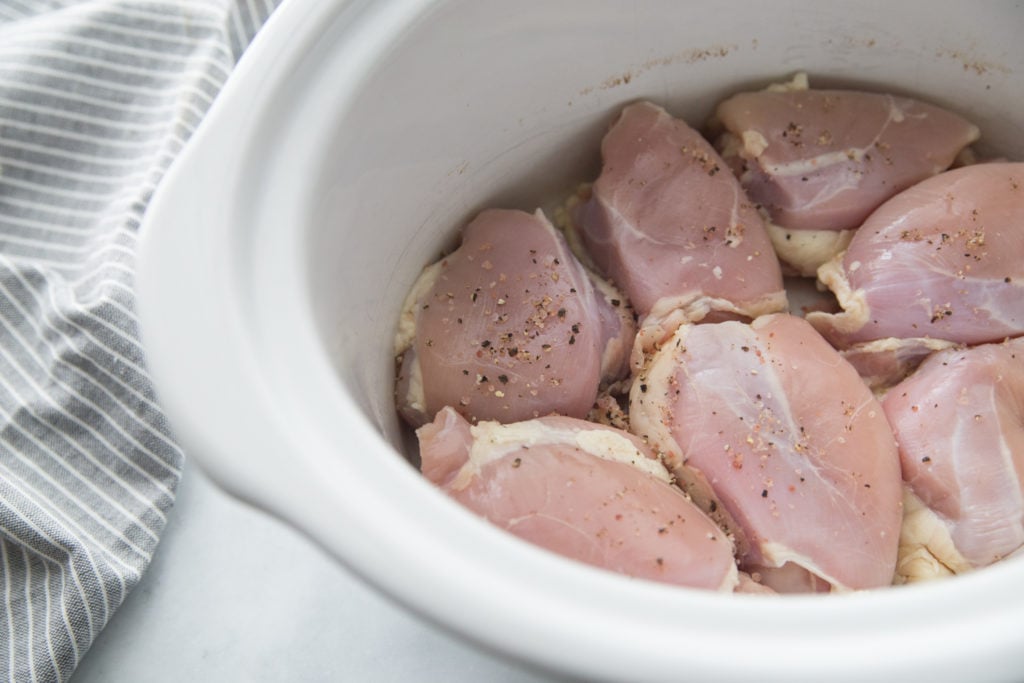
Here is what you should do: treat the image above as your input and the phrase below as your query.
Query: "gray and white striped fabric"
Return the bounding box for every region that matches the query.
[0,2,279,680]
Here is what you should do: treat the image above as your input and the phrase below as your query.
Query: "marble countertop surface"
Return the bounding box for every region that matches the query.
[69,461,562,682]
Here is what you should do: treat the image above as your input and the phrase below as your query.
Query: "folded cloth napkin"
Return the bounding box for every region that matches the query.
[0,2,278,680]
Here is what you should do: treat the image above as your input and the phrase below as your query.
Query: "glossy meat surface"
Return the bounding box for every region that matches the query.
[573,101,786,331]
[418,407,739,590]
[883,338,1024,572]
[395,208,633,426]
[630,314,903,591]
[807,163,1024,348]
[715,78,979,232]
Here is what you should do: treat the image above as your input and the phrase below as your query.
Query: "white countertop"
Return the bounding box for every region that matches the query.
[69,461,562,682]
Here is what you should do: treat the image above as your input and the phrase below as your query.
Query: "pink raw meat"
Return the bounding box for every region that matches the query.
[883,338,1024,570]
[418,407,739,591]
[395,208,633,427]
[715,80,979,232]
[573,101,786,334]
[808,163,1024,348]
[630,314,903,592]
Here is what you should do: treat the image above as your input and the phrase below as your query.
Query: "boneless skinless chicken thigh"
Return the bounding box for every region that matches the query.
[884,338,1024,581]
[630,314,903,592]
[573,101,787,347]
[716,76,978,233]
[418,407,740,590]
[714,74,979,275]
[395,208,633,427]
[808,163,1024,349]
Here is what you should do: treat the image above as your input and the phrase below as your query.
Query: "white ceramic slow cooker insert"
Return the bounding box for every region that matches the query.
[138,1,1024,680]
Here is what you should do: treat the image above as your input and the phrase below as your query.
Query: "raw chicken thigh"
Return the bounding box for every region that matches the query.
[396,77,1022,596]
[418,407,740,591]
[883,338,1024,582]
[630,314,903,592]
[573,101,786,347]
[715,74,979,275]
[808,163,1024,348]
[395,208,633,427]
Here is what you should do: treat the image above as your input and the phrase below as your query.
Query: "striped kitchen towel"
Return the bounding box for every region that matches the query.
[0,1,279,680]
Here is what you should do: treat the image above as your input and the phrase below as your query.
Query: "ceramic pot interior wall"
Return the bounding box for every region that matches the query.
[306,0,1023,457]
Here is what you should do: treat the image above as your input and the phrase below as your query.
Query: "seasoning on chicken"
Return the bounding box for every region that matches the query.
[714,73,979,275]
[807,162,1024,349]
[572,101,786,352]
[418,407,739,591]
[883,338,1024,582]
[629,314,903,592]
[395,208,634,427]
